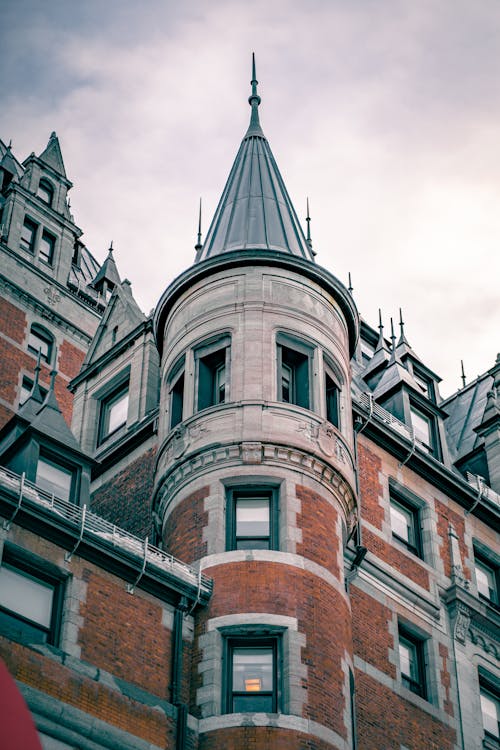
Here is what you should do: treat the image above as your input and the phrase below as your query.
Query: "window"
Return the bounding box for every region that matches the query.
[226,638,278,713]
[412,368,436,402]
[36,455,73,502]
[277,339,311,409]
[325,371,340,427]
[168,358,185,429]
[39,230,55,264]
[398,627,426,698]
[37,179,53,206]
[20,217,37,253]
[27,323,54,363]
[480,680,500,743]
[390,494,422,557]
[0,549,64,646]
[227,488,277,550]
[20,376,47,405]
[360,339,374,364]
[98,382,129,444]
[474,551,499,606]
[410,404,438,456]
[196,338,230,411]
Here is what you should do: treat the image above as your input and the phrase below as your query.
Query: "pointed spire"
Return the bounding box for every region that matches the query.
[374,309,389,353]
[398,307,410,346]
[31,350,44,403]
[195,198,203,253]
[460,360,466,388]
[43,351,61,412]
[38,132,67,177]
[348,272,353,294]
[305,198,316,256]
[390,317,397,355]
[244,53,264,139]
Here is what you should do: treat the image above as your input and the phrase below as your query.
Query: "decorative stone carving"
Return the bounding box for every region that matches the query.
[453,602,471,644]
[44,285,61,307]
[241,442,262,464]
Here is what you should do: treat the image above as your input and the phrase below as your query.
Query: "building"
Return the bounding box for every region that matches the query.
[0,61,498,750]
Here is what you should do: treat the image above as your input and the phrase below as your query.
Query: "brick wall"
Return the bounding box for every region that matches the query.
[296,484,340,576]
[351,586,396,679]
[199,727,341,749]
[163,487,209,563]
[358,440,384,529]
[362,527,430,590]
[355,670,456,749]
[91,447,157,538]
[434,498,471,580]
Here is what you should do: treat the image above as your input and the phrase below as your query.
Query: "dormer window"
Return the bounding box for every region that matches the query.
[98,381,129,445]
[37,179,54,206]
[36,454,73,502]
[409,403,439,458]
[412,366,436,403]
[27,324,54,364]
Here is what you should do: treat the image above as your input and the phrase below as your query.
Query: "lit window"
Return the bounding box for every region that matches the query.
[474,551,499,606]
[390,495,422,557]
[0,551,63,645]
[325,371,340,427]
[398,628,426,698]
[480,682,499,742]
[39,230,55,264]
[36,455,73,502]
[277,340,311,409]
[27,323,54,364]
[37,179,53,206]
[196,338,230,411]
[98,383,129,444]
[227,639,277,713]
[20,217,37,253]
[227,488,277,551]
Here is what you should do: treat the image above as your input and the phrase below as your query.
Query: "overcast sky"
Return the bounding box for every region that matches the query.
[2,0,499,397]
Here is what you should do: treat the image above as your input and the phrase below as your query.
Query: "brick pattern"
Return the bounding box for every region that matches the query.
[59,338,86,380]
[91,448,157,538]
[362,526,430,590]
[0,637,175,748]
[78,569,172,699]
[0,297,26,343]
[195,562,351,738]
[199,727,341,749]
[296,484,340,576]
[434,498,471,581]
[355,669,456,750]
[163,487,209,563]
[351,587,396,679]
[358,440,385,529]
[438,642,454,717]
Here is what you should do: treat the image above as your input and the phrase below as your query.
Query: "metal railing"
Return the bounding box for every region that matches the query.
[356,391,414,441]
[466,471,500,509]
[0,466,211,591]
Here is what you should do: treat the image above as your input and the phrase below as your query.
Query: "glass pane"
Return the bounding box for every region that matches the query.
[37,457,72,501]
[410,407,431,450]
[390,502,412,543]
[475,560,496,602]
[481,691,499,738]
[106,390,129,434]
[232,647,273,692]
[40,233,54,263]
[236,498,269,539]
[28,331,50,360]
[215,363,226,404]
[399,639,417,681]
[281,364,291,402]
[0,565,53,628]
[37,183,52,204]
[233,693,273,712]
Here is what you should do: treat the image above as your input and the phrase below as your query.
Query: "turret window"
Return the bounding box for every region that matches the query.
[277,337,311,409]
[168,358,185,429]
[27,323,54,364]
[39,230,56,265]
[226,638,278,713]
[37,179,54,206]
[20,217,38,253]
[324,364,341,428]
[226,487,278,551]
[195,336,230,411]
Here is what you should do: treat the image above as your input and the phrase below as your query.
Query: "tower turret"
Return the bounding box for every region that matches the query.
[153,59,359,750]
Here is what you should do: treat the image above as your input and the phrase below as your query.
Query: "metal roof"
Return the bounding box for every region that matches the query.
[196,58,314,264]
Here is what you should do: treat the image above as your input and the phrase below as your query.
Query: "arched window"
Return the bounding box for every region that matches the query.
[37,179,54,207]
[27,323,54,364]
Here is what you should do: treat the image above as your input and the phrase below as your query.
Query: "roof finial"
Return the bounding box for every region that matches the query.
[195,197,203,253]
[29,350,44,403]
[390,317,396,351]
[109,240,114,254]
[460,359,466,388]
[398,307,410,346]
[348,272,353,294]
[7,140,12,150]
[305,197,314,249]
[245,53,264,138]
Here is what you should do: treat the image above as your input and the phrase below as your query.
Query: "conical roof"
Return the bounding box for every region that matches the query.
[38,132,67,177]
[92,244,121,289]
[196,57,314,264]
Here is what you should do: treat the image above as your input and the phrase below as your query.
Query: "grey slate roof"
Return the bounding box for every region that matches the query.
[196,64,314,264]
[92,246,121,289]
[443,371,494,463]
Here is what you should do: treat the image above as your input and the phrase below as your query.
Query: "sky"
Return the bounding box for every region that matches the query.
[2,0,499,398]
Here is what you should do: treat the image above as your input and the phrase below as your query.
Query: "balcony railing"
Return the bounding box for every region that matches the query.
[0,466,211,593]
